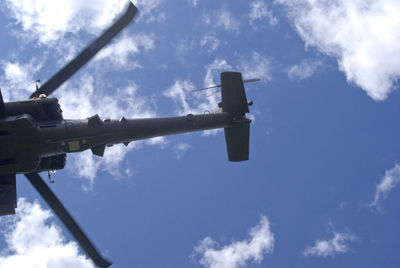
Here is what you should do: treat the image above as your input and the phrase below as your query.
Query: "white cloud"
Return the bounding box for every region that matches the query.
[0,198,94,268]
[173,143,191,159]
[279,0,400,101]
[58,75,157,121]
[68,151,101,189]
[240,52,272,81]
[217,9,239,32]
[176,38,196,56]
[370,163,400,210]
[133,0,166,23]
[200,35,220,53]
[176,34,219,56]
[204,58,232,87]
[288,59,322,80]
[249,1,278,29]
[163,80,196,115]
[303,223,357,257]
[193,215,274,268]
[1,0,159,68]
[0,60,44,101]
[3,0,127,45]
[203,6,240,33]
[190,0,199,8]
[95,34,155,70]
[68,146,126,191]
[68,141,159,191]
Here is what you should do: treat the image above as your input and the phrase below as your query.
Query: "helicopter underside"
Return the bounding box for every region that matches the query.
[0,114,66,174]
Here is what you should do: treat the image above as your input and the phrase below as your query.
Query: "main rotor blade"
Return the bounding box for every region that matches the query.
[30,2,138,99]
[25,173,111,268]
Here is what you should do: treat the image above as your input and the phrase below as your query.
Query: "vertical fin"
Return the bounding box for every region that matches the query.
[220,72,251,162]
[0,174,17,216]
[220,72,249,116]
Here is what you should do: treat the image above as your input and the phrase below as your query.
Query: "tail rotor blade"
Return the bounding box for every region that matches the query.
[30,2,138,98]
[190,84,221,93]
[243,78,261,84]
[191,78,260,93]
[25,173,111,268]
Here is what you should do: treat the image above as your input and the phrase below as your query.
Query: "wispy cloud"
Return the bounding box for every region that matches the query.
[279,0,400,101]
[249,1,278,29]
[57,76,157,119]
[204,58,232,87]
[95,34,155,70]
[164,58,230,116]
[173,143,191,159]
[0,60,43,101]
[133,0,166,23]
[190,0,199,8]
[288,59,322,81]
[200,35,221,53]
[240,52,272,81]
[0,198,94,268]
[369,163,400,210]
[164,58,233,137]
[68,145,130,191]
[193,215,274,268]
[1,0,164,74]
[303,222,357,257]
[203,6,240,33]
[163,80,196,115]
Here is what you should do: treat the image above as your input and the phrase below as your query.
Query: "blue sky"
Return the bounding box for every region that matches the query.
[0,0,400,267]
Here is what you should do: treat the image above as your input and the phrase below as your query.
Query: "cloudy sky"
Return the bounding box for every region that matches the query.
[1,0,400,267]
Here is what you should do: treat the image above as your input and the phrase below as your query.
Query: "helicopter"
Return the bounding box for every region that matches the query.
[0,2,253,268]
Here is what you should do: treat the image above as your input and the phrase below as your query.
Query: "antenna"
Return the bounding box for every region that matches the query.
[35,79,40,98]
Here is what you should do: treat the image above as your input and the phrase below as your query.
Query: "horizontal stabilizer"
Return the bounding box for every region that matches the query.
[0,90,5,117]
[224,124,249,162]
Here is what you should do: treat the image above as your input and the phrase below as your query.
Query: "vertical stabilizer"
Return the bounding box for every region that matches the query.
[0,174,17,216]
[220,72,251,162]
[220,72,249,116]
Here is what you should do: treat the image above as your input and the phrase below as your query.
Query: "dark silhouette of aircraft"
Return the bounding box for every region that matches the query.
[0,2,252,267]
